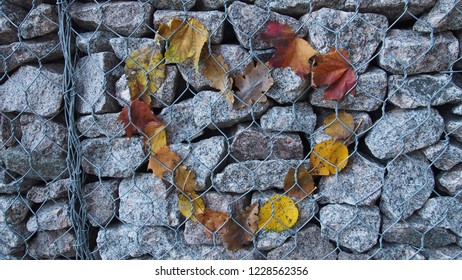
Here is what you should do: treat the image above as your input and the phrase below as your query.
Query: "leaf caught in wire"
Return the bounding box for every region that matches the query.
[310,140,349,176]
[258,195,298,232]
[222,203,259,251]
[174,165,199,193]
[196,208,229,238]
[144,123,167,155]
[203,54,235,104]
[178,192,205,222]
[323,112,355,140]
[147,146,180,178]
[118,99,164,137]
[283,168,316,199]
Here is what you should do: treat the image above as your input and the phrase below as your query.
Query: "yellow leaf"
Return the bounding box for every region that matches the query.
[258,195,298,232]
[155,18,209,72]
[174,165,199,193]
[203,55,234,103]
[323,112,355,140]
[310,140,349,176]
[283,168,316,199]
[178,192,205,222]
[147,146,180,178]
[124,45,166,103]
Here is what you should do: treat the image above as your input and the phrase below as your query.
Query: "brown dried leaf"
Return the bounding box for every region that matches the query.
[222,203,259,251]
[203,55,234,103]
[233,61,273,109]
[196,209,229,238]
[147,146,180,178]
[283,168,316,199]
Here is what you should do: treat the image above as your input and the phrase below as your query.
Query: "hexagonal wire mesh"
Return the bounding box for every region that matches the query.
[1,0,462,260]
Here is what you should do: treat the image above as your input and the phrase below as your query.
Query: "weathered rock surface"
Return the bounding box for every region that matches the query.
[26,178,70,203]
[20,4,58,39]
[343,0,436,21]
[153,0,196,10]
[0,2,27,44]
[423,140,462,171]
[437,164,462,196]
[0,195,29,225]
[26,199,72,232]
[422,245,462,260]
[83,180,118,227]
[260,102,316,134]
[0,222,30,255]
[77,31,116,54]
[445,114,462,142]
[266,67,309,104]
[77,113,125,138]
[453,103,462,115]
[370,243,426,260]
[27,230,76,259]
[417,197,462,237]
[109,37,155,61]
[414,0,462,32]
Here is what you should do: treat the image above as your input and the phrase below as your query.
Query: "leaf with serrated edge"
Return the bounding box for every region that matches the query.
[283,168,316,199]
[310,140,349,176]
[203,55,235,104]
[196,209,229,238]
[323,112,355,140]
[174,165,199,193]
[222,203,259,251]
[118,99,163,137]
[144,123,167,155]
[147,146,180,178]
[258,195,298,232]
[233,61,273,109]
[178,192,205,222]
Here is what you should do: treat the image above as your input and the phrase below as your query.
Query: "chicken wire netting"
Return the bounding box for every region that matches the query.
[1,0,462,260]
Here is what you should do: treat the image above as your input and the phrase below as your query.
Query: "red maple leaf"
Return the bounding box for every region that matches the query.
[117,99,163,137]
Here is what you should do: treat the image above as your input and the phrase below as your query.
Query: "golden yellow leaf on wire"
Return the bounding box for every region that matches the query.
[174,165,199,193]
[178,192,205,222]
[144,123,167,155]
[258,195,298,232]
[310,140,349,176]
[323,112,355,140]
[147,146,180,178]
[203,54,234,104]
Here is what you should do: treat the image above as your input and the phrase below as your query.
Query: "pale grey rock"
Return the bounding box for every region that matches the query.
[119,173,181,227]
[423,140,462,171]
[153,10,225,44]
[0,64,64,118]
[267,225,336,260]
[197,0,248,10]
[414,0,462,32]
[437,164,462,196]
[0,222,30,255]
[255,0,314,17]
[310,68,387,111]
[344,0,436,21]
[153,0,196,10]
[69,1,153,36]
[77,31,116,54]
[316,153,384,206]
[370,243,426,260]
[453,103,462,115]
[365,108,444,159]
[445,114,462,142]
[378,29,458,75]
[388,74,462,109]
[423,245,462,260]
[0,2,27,44]
[75,52,120,114]
[417,196,462,237]
[183,219,223,245]
[0,113,21,148]
[76,113,125,138]
[81,137,146,178]
[109,37,155,61]
[26,199,72,232]
[320,204,381,253]
[203,191,248,215]
[228,1,307,49]
[83,180,118,227]
[20,4,58,39]
[337,252,370,260]
[27,230,76,259]
[260,102,316,134]
[169,136,227,191]
[266,67,309,104]
[26,178,70,203]
[0,195,29,225]
[381,151,434,219]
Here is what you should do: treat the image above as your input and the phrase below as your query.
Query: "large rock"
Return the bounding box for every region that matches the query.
[417,196,462,237]
[0,113,21,148]
[5,0,52,9]
[26,199,72,232]
[414,0,462,32]
[26,178,70,203]
[1,167,35,195]
[365,108,444,159]
[320,204,381,253]
[153,0,196,10]
[0,2,27,44]
[197,0,246,10]
[81,137,146,178]
[109,37,155,61]
[267,225,336,260]
[228,1,306,49]
[422,245,462,260]
[423,140,462,171]
[76,31,116,54]
[316,153,384,206]
[75,52,120,114]
[266,67,309,104]
[310,67,387,111]
[445,114,462,142]
[0,222,30,255]
[378,29,458,75]
[27,230,76,259]
[260,102,316,134]
[118,173,181,227]
[388,74,462,109]
[169,136,227,191]
[343,0,436,21]
[69,1,153,36]
[380,151,434,219]
[0,64,64,117]
[255,0,332,17]
[301,8,388,70]
[19,4,58,39]
[0,195,29,225]
[83,180,119,227]
[370,243,426,260]
[437,164,462,196]
[76,113,125,138]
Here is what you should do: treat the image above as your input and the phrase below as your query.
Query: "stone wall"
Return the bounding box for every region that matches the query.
[1,0,462,260]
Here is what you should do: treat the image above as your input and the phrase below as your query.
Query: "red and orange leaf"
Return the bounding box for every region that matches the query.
[259,21,317,78]
[196,209,229,238]
[147,146,180,178]
[312,48,357,101]
[118,99,163,137]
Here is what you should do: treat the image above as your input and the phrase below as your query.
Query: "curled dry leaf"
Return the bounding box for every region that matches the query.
[174,165,199,193]
[196,208,229,238]
[118,99,164,137]
[258,195,298,232]
[283,167,316,199]
[310,140,349,176]
[203,55,234,104]
[147,146,180,178]
[144,122,167,155]
[323,112,355,140]
[178,192,205,222]
[222,203,259,251]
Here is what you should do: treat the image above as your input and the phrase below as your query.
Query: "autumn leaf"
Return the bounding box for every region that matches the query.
[155,18,209,72]
[174,165,199,193]
[196,209,229,238]
[310,140,349,176]
[283,168,316,199]
[124,45,166,104]
[312,48,356,101]
[144,123,167,155]
[147,146,180,178]
[259,21,318,78]
[233,60,274,109]
[323,112,355,140]
[258,195,298,232]
[178,192,205,222]
[118,99,164,137]
[222,203,259,251]
[203,54,234,104]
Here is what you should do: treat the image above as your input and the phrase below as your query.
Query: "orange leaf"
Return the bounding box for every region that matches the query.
[144,123,167,154]
[233,60,273,109]
[222,203,259,251]
[147,146,180,178]
[117,99,163,137]
[196,209,229,238]
[312,48,357,101]
[283,168,316,199]
[174,165,199,193]
[259,21,318,78]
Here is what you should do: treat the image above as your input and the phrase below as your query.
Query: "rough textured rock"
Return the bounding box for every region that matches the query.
[0,113,21,148]
[77,31,116,54]
[228,1,307,49]
[83,180,118,227]
[267,225,336,260]
[20,4,58,39]
[337,252,370,260]
[197,0,246,10]
[230,124,304,161]
[344,0,436,20]
[27,230,76,259]
[5,0,52,9]
[0,195,29,225]
[266,67,309,104]
[388,74,462,109]
[153,0,196,10]
[75,52,120,114]
[169,136,227,191]
[320,204,381,253]
[378,29,458,75]
[183,219,223,245]
[456,31,462,69]
[81,137,146,178]
[423,140,462,171]
[76,113,125,138]
[0,64,64,117]
[301,8,388,69]
[203,191,248,215]
[109,37,155,61]
[255,0,315,17]
[371,243,426,260]
[0,2,27,44]
[69,1,153,36]
[417,196,462,237]
[260,102,316,134]
[1,168,35,195]
[0,222,30,255]
[153,10,225,44]
[445,114,462,142]
[118,173,181,227]
[381,151,434,219]
[26,178,70,203]
[453,103,462,115]
[422,245,462,260]
[414,0,462,32]
[316,153,384,206]
[437,164,462,196]
[365,108,444,159]
[310,67,387,111]
[26,199,72,232]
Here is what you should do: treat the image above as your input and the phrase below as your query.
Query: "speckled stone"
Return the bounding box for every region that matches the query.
[414,0,462,32]
[26,178,70,203]
[260,102,317,134]
[423,140,462,171]
[19,4,58,39]
[27,230,76,259]
[77,113,125,138]
[445,114,462,142]
[343,0,436,21]
[83,180,118,227]
[417,196,462,237]
[452,103,462,115]
[26,199,72,232]
[265,67,309,104]
[0,1,27,44]
[422,245,462,260]
[0,222,30,255]
[0,195,29,225]
[437,164,462,197]
[370,243,426,260]
[153,0,196,10]
[109,37,156,61]
[77,31,116,54]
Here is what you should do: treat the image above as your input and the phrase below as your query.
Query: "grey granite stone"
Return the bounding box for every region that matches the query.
[370,243,426,260]
[320,204,381,253]
[343,0,436,21]
[0,222,30,255]
[378,29,458,75]
[5,0,52,9]
[414,0,462,32]
[27,230,76,259]
[453,103,462,115]
[417,196,462,237]
[255,0,314,17]
[20,4,58,39]
[423,245,462,260]
[365,108,444,159]
[197,0,249,10]
[183,219,223,245]
[153,0,196,10]
[423,140,462,171]
[26,199,72,232]
[337,252,370,260]
[0,113,21,148]
[0,195,29,225]
[445,114,462,142]
[26,178,70,203]
[77,31,116,54]
[437,164,462,196]
[1,168,35,195]
[381,151,434,219]
[266,67,309,104]
[81,137,146,178]
[109,37,155,61]
[0,2,27,44]
[83,180,118,227]
[77,113,125,138]
[260,102,316,134]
